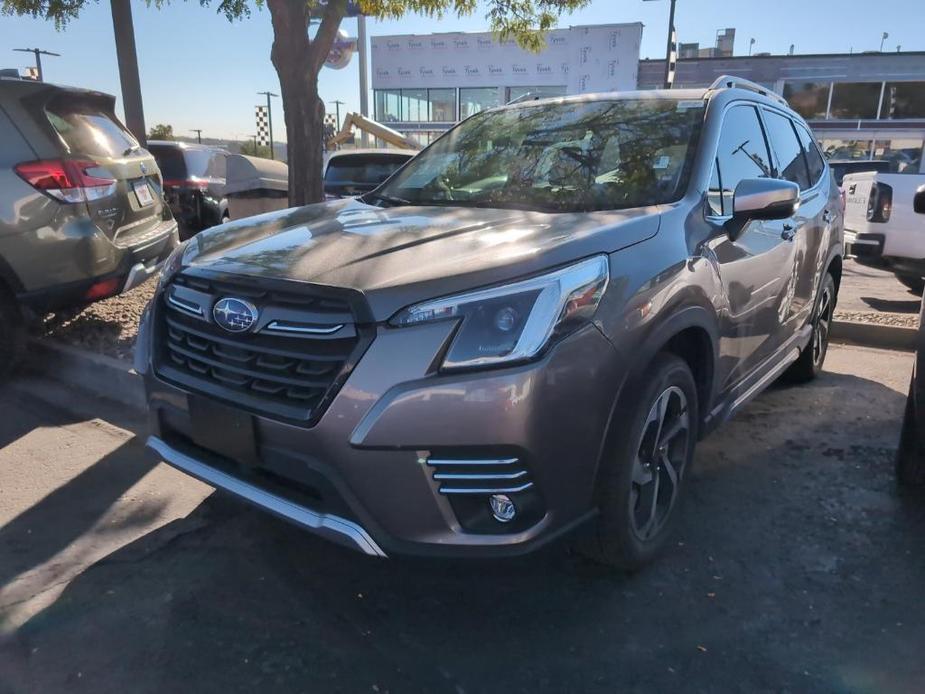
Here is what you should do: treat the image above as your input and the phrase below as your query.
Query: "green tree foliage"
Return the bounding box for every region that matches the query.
[2,0,589,205]
[239,140,273,159]
[147,123,175,140]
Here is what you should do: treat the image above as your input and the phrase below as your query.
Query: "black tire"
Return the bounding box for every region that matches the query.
[0,285,25,383]
[581,352,699,571]
[785,272,836,383]
[896,273,925,296]
[896,379,925,486]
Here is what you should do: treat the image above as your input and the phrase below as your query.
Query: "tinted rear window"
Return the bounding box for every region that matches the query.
[149,146,212,179]
[45,96,138,158]
[324,154,410,187]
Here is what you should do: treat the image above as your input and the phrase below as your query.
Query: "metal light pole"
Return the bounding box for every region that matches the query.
[879,32,889,52]
[13,48,59,82]
[643,0,677,89]
[748,38,756,56]
[191,129,203,144]
[357,14,370,146]
[257,91,278,160]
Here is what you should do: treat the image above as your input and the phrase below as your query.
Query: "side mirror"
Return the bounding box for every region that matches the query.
[733,178,800,220]
[726,178,800,241]
[914,185,925,215]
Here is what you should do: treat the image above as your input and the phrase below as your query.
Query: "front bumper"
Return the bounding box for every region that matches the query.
[142,316,624,558]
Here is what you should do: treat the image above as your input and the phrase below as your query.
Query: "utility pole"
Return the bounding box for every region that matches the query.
[191,129,203,144]
[109,0,147,145]
[329,100,345,130]
[13,48,59,82]
[642,0,677,89]
[257,91,278,160]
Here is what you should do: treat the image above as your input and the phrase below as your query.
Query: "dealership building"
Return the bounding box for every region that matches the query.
[370,28,925,173]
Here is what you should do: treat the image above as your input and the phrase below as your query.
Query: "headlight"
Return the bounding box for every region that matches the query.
[156,240,189,291]
[391,255,609,370]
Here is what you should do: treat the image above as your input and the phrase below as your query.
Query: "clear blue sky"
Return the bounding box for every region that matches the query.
[1,0,922,141]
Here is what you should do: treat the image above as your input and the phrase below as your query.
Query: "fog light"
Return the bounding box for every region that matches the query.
[489,494,516,523]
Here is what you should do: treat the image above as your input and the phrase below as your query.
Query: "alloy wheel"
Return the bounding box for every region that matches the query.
[629,386,690,542]
[813,284,833,366]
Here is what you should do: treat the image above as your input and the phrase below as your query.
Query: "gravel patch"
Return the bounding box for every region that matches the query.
[38,280,157,361]
[834,309,920,329]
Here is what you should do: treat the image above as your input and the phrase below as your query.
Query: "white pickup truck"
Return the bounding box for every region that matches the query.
[843,171,925,293]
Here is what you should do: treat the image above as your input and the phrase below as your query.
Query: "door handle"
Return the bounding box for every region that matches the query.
[823,209,835,224]
[781,223,796,241]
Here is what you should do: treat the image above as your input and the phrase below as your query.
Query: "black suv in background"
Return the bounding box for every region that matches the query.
[148,141,228,238]
[140,77,842,569]
[0,77,178,378]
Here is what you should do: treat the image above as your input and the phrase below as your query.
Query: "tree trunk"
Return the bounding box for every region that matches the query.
[267,0,345,207]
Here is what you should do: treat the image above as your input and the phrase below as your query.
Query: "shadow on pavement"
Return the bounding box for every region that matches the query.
[2,369,925,693]
[860,296,921,314]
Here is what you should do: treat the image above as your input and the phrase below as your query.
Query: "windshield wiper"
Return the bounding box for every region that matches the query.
[365,192,412,207]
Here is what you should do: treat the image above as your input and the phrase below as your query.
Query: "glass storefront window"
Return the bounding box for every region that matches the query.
[459,87,501,119]
[506,86,567,102]
[783,82,830,120]
[829,82,881,120]
[873,138,924,174]
[401,89,428,122]
[820,139,872,161]
[884,82,925,119]
[428,89,456,122]
[375,89,402,123]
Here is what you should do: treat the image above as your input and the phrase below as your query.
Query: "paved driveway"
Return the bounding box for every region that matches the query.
[1,345,924,693]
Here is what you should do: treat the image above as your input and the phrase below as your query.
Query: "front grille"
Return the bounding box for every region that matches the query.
[154,273,370,425]
[426,457,534,495]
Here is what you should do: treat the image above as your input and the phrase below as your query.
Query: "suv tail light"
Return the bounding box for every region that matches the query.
[14,159,117,203]
[866,182,893,223]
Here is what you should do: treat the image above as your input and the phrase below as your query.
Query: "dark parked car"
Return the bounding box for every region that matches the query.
[323,148,416,198]
[0,76,178,379]
[138,76,843,569]
[148,141,228,238]
[896,185,925,485]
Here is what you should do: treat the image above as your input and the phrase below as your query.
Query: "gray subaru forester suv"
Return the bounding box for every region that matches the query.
[0,76,178,377]
[138,77,843,569]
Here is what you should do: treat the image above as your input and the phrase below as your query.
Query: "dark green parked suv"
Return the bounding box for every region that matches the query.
[0,75,179,377]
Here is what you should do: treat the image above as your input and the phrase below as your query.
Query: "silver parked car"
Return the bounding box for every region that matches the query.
[138,77,843,569]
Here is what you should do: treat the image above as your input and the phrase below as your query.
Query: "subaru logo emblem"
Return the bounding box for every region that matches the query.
[213,297,259,333]
[140,162,148,175]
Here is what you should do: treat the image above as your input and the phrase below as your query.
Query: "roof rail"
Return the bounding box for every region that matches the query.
[708,75,789,106]
[506,91,542,105]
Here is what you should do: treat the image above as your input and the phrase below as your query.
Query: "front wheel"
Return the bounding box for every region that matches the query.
[785,272,836,383]
[581,353,698,571]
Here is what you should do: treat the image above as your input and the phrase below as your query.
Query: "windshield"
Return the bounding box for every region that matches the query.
[374,98,705,213]
[45,96,139,159]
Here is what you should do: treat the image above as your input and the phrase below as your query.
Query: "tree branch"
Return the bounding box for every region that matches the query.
[307,0,347,75]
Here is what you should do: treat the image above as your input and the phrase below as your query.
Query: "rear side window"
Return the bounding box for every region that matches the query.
[794,124,826,186]
[762,110,810,190]
[207,152,227,179]
[708,105,774,216]
[45,97,138,159]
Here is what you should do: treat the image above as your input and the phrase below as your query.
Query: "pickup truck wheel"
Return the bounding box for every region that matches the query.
[785,273,835,383]
[896,273,925,296]
[581,353,698,571]
[896,379,925,486]
[0,286,25,382]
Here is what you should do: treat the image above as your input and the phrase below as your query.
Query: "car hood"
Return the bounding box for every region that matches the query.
[185,198,662,320]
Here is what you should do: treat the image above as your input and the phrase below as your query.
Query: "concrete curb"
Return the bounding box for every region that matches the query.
[831,319,917,352]
[26,339,145,411]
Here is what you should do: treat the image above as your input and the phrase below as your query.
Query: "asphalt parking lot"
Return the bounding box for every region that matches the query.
[2,344,925,694]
